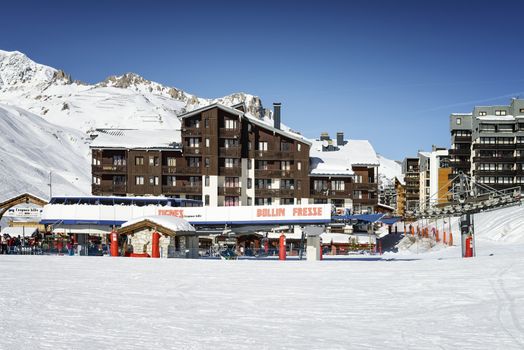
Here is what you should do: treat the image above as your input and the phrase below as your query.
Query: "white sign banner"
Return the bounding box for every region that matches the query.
[4,207,43,218]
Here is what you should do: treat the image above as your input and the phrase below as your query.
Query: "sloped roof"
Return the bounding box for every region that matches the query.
[120,216,195,235]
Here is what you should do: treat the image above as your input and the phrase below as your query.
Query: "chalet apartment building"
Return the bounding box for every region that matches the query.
[91,103,379,213]
[449,98,524,192]
[418,147,450,209]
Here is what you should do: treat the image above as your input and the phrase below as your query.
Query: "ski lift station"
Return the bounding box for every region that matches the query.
[37,195,399,258]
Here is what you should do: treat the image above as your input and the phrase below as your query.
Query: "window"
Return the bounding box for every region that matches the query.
[281,198,294,205]
[495,110,507,116]
[224,158,237,168]
[188,157,200,167]
[354,175,362,183]
[456,118,461,125]
[135,176,144,185]
[297,144,301,152]
[255,179,272,189]
[113,155,126,166]
[332,180,345,191]
[205,195,210,206]
[204,118,209,128]
[247,197,252,206]
[281,179,294,189]
[92,176,100,185]
[135,156,144,166]
[297,180,302,190]
[189,176,200,187]
[225,177,239,187]
[225,119,237,129]
[188,138,200,148]
[313,180,328,191]
[113,176,126,185]
[281,161,291,171]
[520,109,524,114]
[187,119,200,128]
[297,161,302,171]
[205,158,210,168]
[166,176,176,186]
[167,157,176,167]
[247,178,252,189]
[480,124,496,132]
[149,176,159,186]
[224,139,238,148]
[255,197,272,205]
[353,190,362,199]
[280,141,291,152]
[149,156,159,166]
[479,111,487,116]
[205,176,210,186]
[248,160,252,169]
[314,198,328,204]
[225,196,239,206]
[205,138,210,148]
[258,141,268,151]
[257,160,268,170]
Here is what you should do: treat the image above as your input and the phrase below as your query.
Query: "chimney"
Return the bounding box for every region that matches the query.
[336,132,344,146]
[320,132,330,141]
[273,102,281,130]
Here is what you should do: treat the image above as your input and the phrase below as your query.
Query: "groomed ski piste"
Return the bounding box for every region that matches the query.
[1,205,524,349]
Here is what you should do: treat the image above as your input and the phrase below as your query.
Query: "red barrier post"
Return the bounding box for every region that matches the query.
[449,232,453,246]
[110,230,119,257]
[278,234,286,261]
[443,232,447,245]
[151,231,160,258]
[464,236,473,258]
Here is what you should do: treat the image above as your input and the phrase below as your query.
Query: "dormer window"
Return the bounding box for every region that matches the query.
[495,110,507,116]
[479,111,487,116]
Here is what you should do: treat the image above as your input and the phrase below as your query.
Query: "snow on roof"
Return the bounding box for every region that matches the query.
[477,115,515,121]
[121,216,195,232]
[1,226,38,237]
[178,103,311,145]
[396,176,406,186]
[451,113,473,116]
[90,129,181,149]
[320,233,350,244]
[309,139,379,176]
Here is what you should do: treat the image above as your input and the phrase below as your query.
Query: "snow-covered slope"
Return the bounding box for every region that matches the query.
[0,103,91,202]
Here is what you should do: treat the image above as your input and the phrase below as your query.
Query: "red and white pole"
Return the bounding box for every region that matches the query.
[151,231,160,258]
[110,229,119,257]
[278,234,286,261]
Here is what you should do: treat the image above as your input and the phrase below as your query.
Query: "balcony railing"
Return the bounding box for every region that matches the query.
[278,188,296,197]
[251,150,277,159]
[183,127,201,136]
[219,147,241,158]
[255,169,282,178]
[162,185,202,194]
[92,184,127,194]
[183,146,202,156]
[162,166,177,174]
[92,164,127,173]
[473,156,515,163]
[219,128,240,138]
[473,170,516,176]
[355,183,378,191]
[175,166,202,175]
[449,148,471,156]
[276,150,294,159]
[218,187,241,196]
[353,198,378,206]
[473,144,515,150]
[219,167,241,176]
[254,188,281,197]
[453,136,472,142]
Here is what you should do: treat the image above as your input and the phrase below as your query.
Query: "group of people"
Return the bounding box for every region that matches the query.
[0,232,41,254]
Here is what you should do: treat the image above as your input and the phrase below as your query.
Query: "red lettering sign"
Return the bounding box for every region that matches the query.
[158,209,184,218]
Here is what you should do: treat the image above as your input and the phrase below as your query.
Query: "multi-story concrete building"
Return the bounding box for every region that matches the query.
[418,146,450,208]
[91,104,380,213]
[450,98,524,192]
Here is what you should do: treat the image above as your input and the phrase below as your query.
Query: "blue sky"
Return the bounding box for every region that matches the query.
[2,0,524,160]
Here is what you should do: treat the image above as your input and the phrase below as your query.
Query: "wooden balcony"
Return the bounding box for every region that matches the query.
[162,185,202,194]
[218,187,241,196]
[251,150,277,159]
[183,146,202,156]
[219,147,241,158]
[92,164,127,174]
[355,183,378,191]
[219,167,241,176]
[453,135,472,142]
[353,198,378,206]
[276,150,294,159]
[278,188,296,197]
[219,128,240,138]
[162,166,177,174]
[183,127,201,136]
[92,184,127,194]
[254,188,280,197]
[255,169,282,178]
[175,166,202,175]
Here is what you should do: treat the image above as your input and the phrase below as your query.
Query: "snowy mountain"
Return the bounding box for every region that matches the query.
[377,154,402,189]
